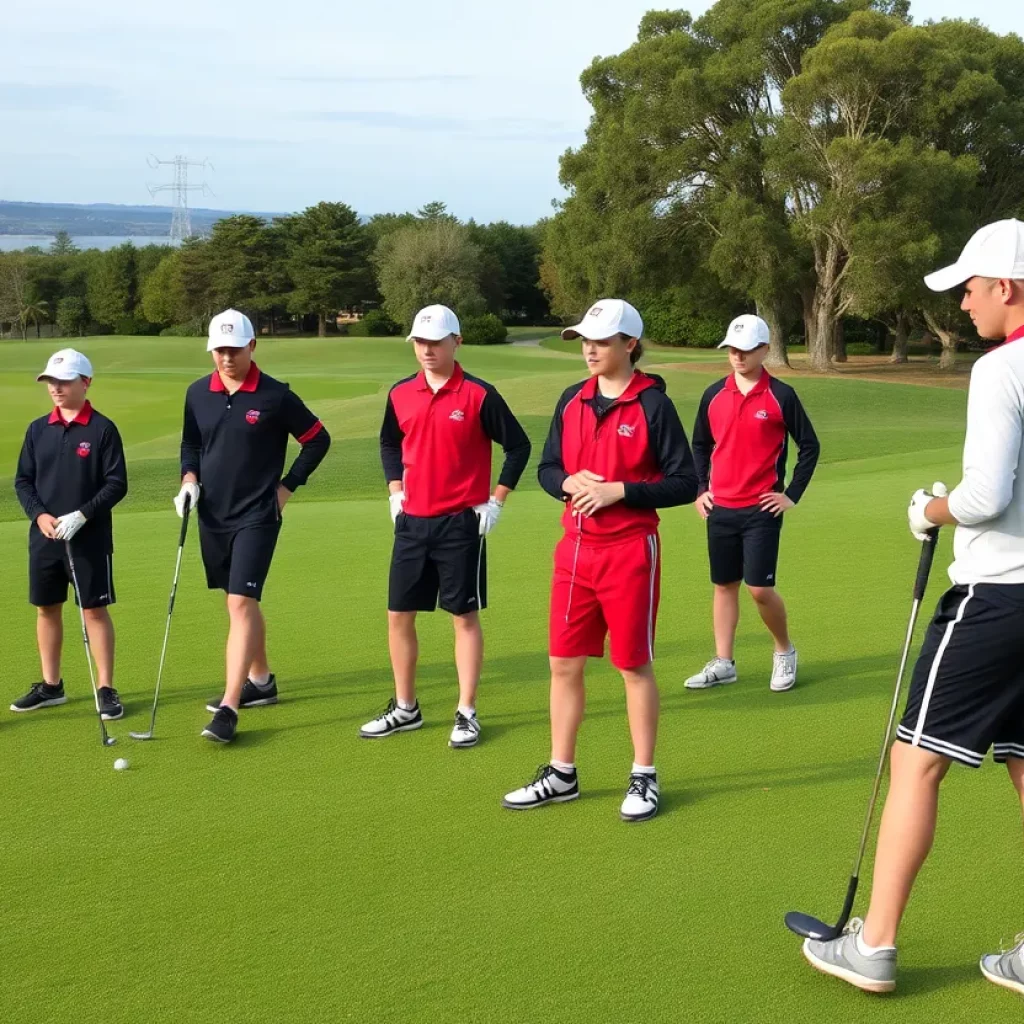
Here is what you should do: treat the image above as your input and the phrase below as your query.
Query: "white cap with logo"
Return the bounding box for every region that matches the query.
[719,314,771,352]
[407,304,461,342]
[207,308,256,351]
[925,219,1024,292]
[561,299,643,341]
[37,348,94,382]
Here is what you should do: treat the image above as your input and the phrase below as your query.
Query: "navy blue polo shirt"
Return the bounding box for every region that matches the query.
[14,401,128,552]
[180,362,331,531]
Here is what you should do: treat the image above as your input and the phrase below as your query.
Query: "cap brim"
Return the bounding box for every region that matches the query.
[407,330,455,342]
[717,339,766,351]
[560,324,620,341]
[206,337,253,351]
[924,262,972,292]
[37,371,82,382]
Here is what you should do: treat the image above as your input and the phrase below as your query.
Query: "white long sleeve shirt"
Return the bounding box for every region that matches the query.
[948,326,1024,584]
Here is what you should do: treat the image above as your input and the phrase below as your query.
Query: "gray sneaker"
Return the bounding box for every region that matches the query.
[684,657,737,690]
[802,918,897,994]
[980,933,1024,996]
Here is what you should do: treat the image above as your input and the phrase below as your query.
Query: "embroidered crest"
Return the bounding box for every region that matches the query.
[245,409,261,424]
[449,409,465,422]
[754,410,768,420]
[618,423,635,437]
[221,323,234,334]
[76,441,91,458]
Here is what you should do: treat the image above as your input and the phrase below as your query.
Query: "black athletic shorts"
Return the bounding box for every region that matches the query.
[29,540,115,609]
[896,583,1024,767]
[389,510,486,616]
[706,504,783,587]
[199,521,281,602]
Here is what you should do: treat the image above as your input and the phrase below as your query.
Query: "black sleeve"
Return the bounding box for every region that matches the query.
[180,391,202,480]
[537,388,576,501]
[623,392,699,509]
[480,387,532,491]
[80,423,128,520]
[691,388,715,494]
[280,389,331,492]
[14,424,46,522]
[379,390,405,484]
[778,385,820,504]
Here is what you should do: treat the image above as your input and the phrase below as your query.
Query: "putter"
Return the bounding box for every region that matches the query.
[131,496,192,740]
[785,489,946,941]
[65,541,116,747]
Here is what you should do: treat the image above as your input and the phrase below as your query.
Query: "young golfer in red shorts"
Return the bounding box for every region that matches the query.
[502,299,697,822]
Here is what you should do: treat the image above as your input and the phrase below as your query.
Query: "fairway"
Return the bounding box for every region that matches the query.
[2,335,1021,1024]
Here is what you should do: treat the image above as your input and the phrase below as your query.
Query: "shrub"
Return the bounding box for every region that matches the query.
[114,315,161,336]
[159,321,204,337]
[461,313,508,345]
[348,309,401,337]
[639,294,724,348]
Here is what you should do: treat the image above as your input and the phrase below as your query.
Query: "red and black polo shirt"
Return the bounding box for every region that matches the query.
[180,362,330,531]
[379,362,531,517]
[691,371,820,509]
[15,401,128,552]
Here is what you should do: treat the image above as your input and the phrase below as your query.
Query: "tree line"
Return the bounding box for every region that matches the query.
[3,1,1023,369]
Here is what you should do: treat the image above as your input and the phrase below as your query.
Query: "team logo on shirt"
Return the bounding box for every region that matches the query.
[618,423,635,437]
[755,410,769,420]
[449,409,465,422]
[76,441,91,458]
[245,409,261,424]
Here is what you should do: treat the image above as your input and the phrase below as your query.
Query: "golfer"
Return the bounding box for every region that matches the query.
[685,315,819,693]
[361,304,531,749]
[802,219,1024,996]
[502,299,697,822]
[177,309,331,743]
[12,349,128,721]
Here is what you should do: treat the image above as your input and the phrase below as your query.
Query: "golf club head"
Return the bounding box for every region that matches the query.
[129,731,154,741]
[103,736,117,746]
[784,911,841,941]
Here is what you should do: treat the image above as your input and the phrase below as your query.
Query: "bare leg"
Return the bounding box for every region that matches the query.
[221,595,263,710]
[713,583,741,660]
[388,611,418,706]
[452,611,482,709]
[550,656,587,763]
[36,604,63,684]
[622,661,658,765]
[1007,757,1024,822]
[248,606,270,680]
[861,741,952,947]
[747,585,792,653]
[82,606,115,688]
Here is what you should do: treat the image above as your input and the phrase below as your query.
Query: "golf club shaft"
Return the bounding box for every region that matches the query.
[65,541,111,746]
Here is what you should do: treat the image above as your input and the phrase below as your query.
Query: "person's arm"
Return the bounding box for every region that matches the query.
[379,389,405,492]
[14,425,47,523]
[780,386,820,504]
[479,387,532,502]
[622,393,699,508]
[79,423,128,520]
[691,389,714,495]
[537,389,574,501]
[180,392,202,484]
[279,390,331,494]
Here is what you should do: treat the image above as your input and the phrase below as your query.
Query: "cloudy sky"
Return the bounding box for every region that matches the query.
[0,0,1017,224]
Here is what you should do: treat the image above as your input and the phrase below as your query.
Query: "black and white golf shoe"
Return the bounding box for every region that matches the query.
[10,680,67,712]
[202,705,238,743]
[98,686,124,721]
[359,698,423,739]
[206,675,278,713]
[502,764,580,810]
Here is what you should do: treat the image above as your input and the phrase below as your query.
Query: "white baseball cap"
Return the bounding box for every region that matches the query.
[561,299,643,341]
[407,304,461,341]
[719,314,770,351]
[207,308,256,351]
[925,219,1024,292]
[37,348,93,382]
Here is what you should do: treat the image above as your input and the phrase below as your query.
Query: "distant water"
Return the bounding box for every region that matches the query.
[0,235,177,252]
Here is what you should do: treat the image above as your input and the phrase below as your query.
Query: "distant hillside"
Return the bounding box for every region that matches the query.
[0,200,282,237]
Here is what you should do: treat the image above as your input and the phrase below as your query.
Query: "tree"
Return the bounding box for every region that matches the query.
[140,251,185,326]
[373,219,487,329]
[55,296,88,338]
[0,253,30,337]
[49,231,79,256]
[86,242,138,329]
[467,221,550,322]
[279,202,373,337]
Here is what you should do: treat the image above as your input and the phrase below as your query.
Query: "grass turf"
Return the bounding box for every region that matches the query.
[1,335,1021,1024]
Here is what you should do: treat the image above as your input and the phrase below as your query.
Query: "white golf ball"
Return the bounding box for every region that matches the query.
[114,758,129,771]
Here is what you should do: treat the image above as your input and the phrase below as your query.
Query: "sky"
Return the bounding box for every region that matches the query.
[0,0,1018,225]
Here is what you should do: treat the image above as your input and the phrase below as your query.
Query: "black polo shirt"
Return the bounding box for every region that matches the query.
[180,362,331,532]
[14,401,128,553]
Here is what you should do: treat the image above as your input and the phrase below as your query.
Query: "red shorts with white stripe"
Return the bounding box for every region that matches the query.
[549,533,660,670]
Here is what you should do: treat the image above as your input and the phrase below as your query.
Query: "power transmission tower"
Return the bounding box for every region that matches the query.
[146,155,215,243]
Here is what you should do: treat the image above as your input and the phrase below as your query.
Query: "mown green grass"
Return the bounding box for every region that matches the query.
[1,335,1019,1024]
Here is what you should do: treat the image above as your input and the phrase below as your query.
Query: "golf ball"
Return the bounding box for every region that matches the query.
[114,758,129,771]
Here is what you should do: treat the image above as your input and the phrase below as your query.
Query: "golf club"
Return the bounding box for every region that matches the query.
[131,495,192,740]
[65,540,116,747]
[785,485,946,941]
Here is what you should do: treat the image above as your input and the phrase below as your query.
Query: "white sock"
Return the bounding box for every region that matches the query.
[855,930,895,955]
[396,698,416,712]
[632,763,656,776]
[457,704,475,719]
[550,759,576,775]
[250,672,271,687]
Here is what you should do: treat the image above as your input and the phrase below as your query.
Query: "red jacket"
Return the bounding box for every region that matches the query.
[538,372,697,545]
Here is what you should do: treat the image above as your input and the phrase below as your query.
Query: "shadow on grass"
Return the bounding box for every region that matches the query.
[899,961,981,997]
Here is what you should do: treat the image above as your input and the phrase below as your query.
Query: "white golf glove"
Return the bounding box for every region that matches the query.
[54,510,87,541]
[174,481,200,518]
[473,498,504,537]
[908,481,948,541]
[389,491,405,524]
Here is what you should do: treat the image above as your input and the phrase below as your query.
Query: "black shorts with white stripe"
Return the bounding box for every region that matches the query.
[388,509,486,616]
[897,583,1024,767]
[29,540,115,609]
